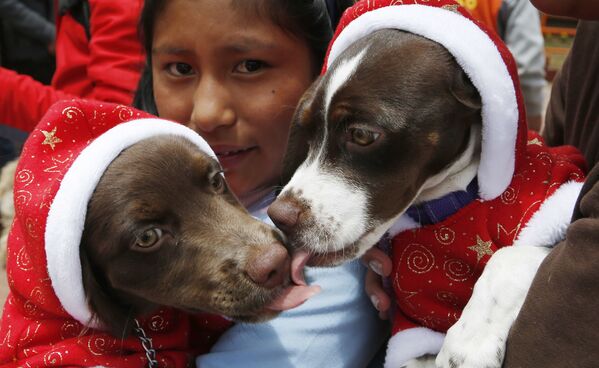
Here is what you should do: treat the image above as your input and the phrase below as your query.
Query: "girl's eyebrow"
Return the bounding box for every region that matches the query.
[222,36,277,53]
[152,46,193,56]
[151,37,277,56]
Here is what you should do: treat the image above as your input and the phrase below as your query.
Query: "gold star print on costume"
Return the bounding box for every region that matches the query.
[468,235,494,262]
[41,127,62,150]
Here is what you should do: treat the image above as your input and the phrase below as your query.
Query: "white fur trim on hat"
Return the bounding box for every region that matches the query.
[385,327,445,367]
[512,181,583,248]
[45,119,216,328]
[327,5,519,200]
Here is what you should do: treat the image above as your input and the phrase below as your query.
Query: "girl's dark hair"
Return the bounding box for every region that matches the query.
[133,0,356,114]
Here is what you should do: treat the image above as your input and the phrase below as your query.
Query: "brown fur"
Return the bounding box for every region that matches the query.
[81,135,290,336]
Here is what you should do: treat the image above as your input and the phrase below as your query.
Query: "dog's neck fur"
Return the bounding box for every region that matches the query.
[415,124,481,204]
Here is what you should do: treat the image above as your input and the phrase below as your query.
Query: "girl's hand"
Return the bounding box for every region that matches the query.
[361,247,393,320]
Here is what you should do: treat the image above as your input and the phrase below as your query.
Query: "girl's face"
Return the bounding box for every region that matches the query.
[152,0,314,206]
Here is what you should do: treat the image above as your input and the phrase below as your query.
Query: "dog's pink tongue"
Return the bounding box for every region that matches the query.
[266,251,321,311]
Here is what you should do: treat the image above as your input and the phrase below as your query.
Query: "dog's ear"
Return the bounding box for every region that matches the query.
[451,68,482,111]
[80,244,136,337]
[280,77,322,186]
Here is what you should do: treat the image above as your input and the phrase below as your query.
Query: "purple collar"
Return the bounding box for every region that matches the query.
[406,179,479,225]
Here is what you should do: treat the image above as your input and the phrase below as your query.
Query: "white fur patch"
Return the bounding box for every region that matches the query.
[324,47,367,117]
[385,327,445,368]
[513,181,583,248]
[282,162,368,253]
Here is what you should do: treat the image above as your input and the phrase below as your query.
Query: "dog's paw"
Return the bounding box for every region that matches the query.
[436,319,505,368]
[402,354,437,368]
[436,247,550,368]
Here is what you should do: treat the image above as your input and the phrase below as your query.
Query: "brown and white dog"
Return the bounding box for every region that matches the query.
[0,101,316,367]
[269,2,585,368]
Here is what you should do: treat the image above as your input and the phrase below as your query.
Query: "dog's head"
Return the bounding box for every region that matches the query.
[269,30,482,266]
[81,135,303,335]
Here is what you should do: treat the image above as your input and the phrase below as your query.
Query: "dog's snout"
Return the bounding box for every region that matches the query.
[246,243,290,289]
[268,199,301,234]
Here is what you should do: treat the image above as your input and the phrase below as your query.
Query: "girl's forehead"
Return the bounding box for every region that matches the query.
[154,0,302,52]
[159,0,275,29]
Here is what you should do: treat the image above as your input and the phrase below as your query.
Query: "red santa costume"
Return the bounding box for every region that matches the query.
[0,100,231,367]
[323,1,586,366]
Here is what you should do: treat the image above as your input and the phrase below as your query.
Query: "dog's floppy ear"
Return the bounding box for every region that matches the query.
[280,77,322,186]
[80,244,136,337]
[451,68,482,111]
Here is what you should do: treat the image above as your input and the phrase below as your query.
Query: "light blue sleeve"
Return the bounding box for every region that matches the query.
[196,260,389,368]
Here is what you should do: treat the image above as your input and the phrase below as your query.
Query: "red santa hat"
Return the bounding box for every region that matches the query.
[10,99,216,330]
[322,0,528,201]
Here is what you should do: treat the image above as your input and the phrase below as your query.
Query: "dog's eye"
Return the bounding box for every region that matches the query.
[209,171,226,194]
[136,228,163,248]
[348,127,381,146]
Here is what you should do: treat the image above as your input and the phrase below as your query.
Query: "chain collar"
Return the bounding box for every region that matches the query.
[134,319,159,368]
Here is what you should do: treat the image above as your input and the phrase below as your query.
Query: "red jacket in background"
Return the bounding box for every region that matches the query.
[0,0,144,132]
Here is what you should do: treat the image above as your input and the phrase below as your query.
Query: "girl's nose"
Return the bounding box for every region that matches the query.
[187,78,236,133]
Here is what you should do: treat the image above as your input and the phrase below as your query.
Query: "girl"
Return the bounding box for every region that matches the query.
[135,0,388,367]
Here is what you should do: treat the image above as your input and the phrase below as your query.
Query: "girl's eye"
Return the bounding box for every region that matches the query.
[347,127,381,146]
[234,60,265,74]
[136,228,163,248]
[167,62,195,77]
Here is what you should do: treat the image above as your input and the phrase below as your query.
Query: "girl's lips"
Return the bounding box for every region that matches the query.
[213,146,258,168]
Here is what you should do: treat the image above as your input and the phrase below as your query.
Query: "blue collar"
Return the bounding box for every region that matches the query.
[406,179,479,225]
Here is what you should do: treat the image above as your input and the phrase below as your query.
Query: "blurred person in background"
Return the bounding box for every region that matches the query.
[459,0,547,131]
[0,0,144,134]
[0,0,55,165]
[458,0,547,131]
[0,0,55,83]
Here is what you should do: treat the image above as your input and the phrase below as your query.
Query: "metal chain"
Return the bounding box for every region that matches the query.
[134,319,159,368]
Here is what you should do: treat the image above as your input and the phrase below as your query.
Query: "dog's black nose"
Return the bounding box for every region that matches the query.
[268,199,301,234]
[246,243,290,289]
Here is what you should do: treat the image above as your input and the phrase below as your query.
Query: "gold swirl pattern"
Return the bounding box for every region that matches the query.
[113,105,134,121]
[0,325,14,349]
[60,321,81,340]
[23,301,38,318]
[536,151,553,166]
[19,323,41,345]
[14,190,32,209]
[16,247,33,271]
[149,315,166,332]
[43,350,63,366]
[88,336,111,356]
[434,227,455,245]
[15,169,34,187]
[443,259,473,282]
[61,106,85,124]
[29,287,46,305]
[402,244,435,274]
[500,186,518,205]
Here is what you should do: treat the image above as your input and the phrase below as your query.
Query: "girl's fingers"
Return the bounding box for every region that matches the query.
[361,247,393,277]
[365,268,391,320]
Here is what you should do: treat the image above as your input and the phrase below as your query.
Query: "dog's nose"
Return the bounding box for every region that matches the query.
[246,243,290,289]
[268,199,301,234]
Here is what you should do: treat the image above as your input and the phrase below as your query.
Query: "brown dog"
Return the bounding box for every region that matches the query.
[268,7,584,366]
[271,29,482,266]
[82,135,301,335]
[0,102,318,366]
